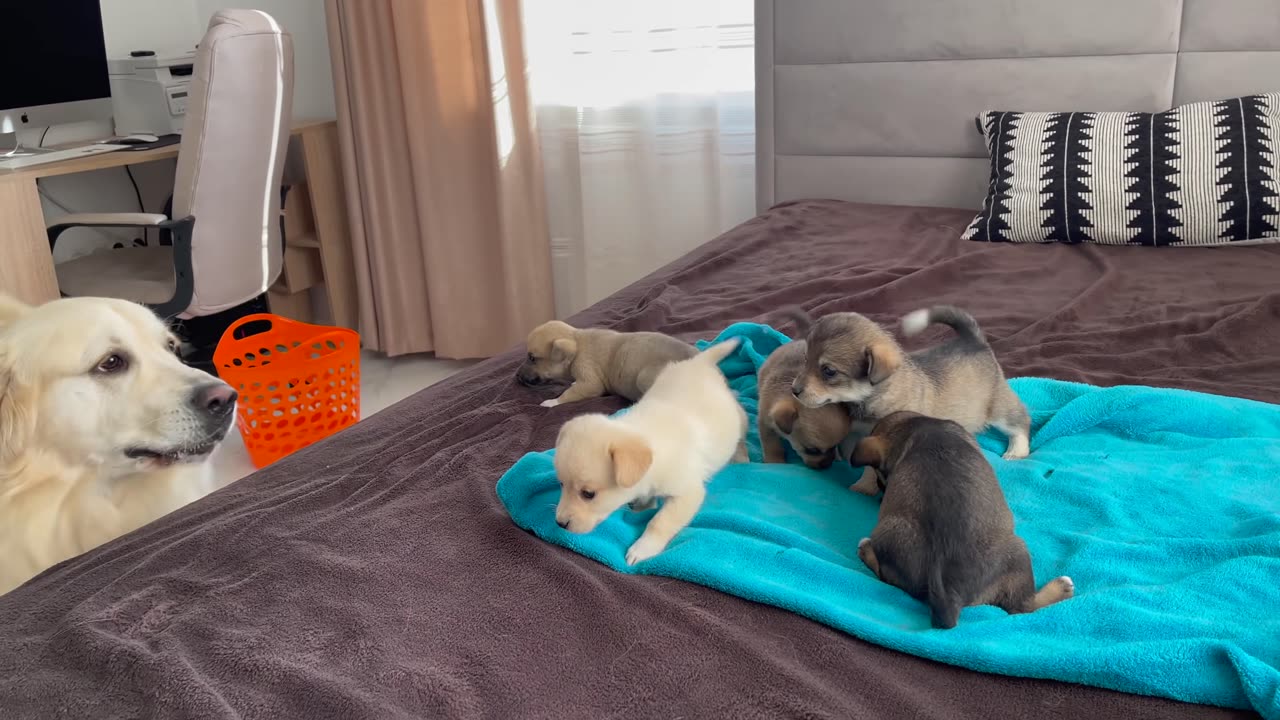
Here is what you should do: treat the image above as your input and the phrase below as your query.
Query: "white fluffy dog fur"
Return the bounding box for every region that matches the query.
[553,339,745,565]
[0,295,236,594]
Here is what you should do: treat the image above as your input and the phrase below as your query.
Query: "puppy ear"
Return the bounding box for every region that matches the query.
[866,342,901,384]
[608,435,652,488]
[769,398,799,435]
[0,295,31,330]
[853,436,885,468]
[551,337,577,362]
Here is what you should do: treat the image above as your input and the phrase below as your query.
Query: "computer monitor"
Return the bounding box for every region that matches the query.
[0,0,113,154]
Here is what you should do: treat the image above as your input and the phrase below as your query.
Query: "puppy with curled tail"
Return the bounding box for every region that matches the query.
[553,339,746,565]
[852,412,1073,629]
[790,305,1031,460]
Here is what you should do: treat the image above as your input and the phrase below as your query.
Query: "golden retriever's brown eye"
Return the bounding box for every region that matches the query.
[527,353,536,363]
[167,338,180,354]
[579,489,596,501]
[95,353,128,374]
[803,446,821,455]
[820,364,838,380]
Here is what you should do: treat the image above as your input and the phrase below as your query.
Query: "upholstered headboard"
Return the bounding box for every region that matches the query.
[755,0,1280,213]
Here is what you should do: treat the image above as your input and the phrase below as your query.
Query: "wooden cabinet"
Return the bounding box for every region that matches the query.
[267,121,358,330]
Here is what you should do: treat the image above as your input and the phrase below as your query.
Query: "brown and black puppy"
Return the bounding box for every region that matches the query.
[790,306,1030,459]
[852,411,1073,629]
[757,338,849,468]
[757,340,852,469]
[516,321,697,407]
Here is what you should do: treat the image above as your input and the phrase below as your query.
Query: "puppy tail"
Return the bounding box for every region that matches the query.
[777,306,814,338]
[901,305,987,347]
[927,558,962,630]
[698,337,741,365]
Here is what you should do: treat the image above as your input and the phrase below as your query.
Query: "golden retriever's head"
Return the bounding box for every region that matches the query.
[552,414,651,533]
[516,320,578,387]
[0,296,236,477]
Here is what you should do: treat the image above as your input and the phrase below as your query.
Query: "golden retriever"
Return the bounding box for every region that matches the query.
[0,295,236,594]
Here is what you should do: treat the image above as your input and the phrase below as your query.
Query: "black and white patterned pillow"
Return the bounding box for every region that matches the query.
[963,93,1280,246]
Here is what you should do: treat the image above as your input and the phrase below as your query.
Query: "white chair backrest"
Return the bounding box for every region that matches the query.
[173,9,294,317]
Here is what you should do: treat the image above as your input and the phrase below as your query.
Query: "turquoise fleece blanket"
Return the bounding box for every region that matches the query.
[496,323,1280,717]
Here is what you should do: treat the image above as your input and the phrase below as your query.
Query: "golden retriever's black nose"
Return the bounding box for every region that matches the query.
[556,519,569,529]
[791,383,803,397]
[195,384,238,418]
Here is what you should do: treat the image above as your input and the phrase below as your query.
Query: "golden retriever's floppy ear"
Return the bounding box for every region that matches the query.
[866,342,901,385]
[551,337,578,362]
[608,435,652,488]
[0,360,32,466]
[769,398,800,435]
[853,436,886,468]
[0,295,31,330]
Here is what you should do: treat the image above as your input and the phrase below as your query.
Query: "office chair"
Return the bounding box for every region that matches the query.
[49,10,294,324]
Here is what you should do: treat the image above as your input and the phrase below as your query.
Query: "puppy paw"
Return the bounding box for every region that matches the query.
[849,467,881,496]
[857,537,871,551]
[1002,435,1030,460]
[539,398,561,408]
[1033,575,1075,609]
[625,536,668,565]
[1053,575,1075,598]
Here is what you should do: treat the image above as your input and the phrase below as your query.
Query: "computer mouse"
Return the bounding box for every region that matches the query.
[118,134,160,145]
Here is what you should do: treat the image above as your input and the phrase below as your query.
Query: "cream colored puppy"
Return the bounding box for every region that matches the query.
[0,295,236,594]
[553,339,745,565]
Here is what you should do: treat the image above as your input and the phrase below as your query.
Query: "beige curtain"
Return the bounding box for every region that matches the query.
[325,0,554,358]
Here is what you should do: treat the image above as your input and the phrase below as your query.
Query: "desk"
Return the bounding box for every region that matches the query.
[0,118,358,330]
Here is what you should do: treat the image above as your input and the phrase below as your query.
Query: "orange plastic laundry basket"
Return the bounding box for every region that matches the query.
[214,314,361,468]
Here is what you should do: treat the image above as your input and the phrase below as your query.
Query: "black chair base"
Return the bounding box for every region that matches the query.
[174,293,271,376]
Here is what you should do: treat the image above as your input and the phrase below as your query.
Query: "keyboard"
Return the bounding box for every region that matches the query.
[0,143,128,170]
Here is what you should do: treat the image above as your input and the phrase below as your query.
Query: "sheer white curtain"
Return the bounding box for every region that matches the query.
[523,0,755,316]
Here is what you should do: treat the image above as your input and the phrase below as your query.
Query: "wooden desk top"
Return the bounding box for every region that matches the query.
[0,118,336,181]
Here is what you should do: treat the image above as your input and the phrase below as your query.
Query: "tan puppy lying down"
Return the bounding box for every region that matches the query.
[517,320,697,407]
[553,339,745,565]
[0,295,236,594]
[757,339,852,469]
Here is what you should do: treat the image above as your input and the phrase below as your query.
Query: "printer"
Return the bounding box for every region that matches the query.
[108,50,197,136]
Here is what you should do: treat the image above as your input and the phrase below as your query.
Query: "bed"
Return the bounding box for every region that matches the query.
[3,1,1279,718]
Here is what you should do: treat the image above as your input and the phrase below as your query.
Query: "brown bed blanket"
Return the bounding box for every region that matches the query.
[2,200,1277,719]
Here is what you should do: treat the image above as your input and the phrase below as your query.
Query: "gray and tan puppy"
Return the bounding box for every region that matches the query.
[851,411,1074,629]
[517,320,697,408]
[791,306,1030,459]
[757,340,852,469]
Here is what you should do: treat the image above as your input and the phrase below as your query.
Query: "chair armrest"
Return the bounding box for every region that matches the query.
[47,215,198,319]
[47,212,170,229]
[47,213,190,252]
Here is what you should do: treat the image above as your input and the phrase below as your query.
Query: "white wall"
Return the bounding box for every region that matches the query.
[100,0,201,57]
[194,1,336,119]
[34,1,335,260]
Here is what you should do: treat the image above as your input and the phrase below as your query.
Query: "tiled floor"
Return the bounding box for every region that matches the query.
[210,350,475,486]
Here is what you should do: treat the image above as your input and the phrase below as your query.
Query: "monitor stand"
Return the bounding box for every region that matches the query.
[0,131,55,158]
